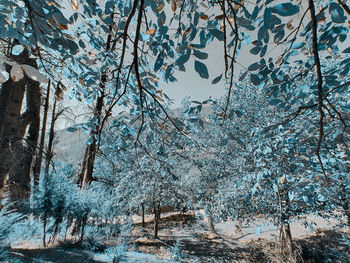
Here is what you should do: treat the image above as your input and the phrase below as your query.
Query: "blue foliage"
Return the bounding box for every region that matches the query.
[271,3,300,17]
[194,60,209,79]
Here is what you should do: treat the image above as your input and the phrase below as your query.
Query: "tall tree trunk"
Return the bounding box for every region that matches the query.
[0,46,41,205]
[0,47,35,203]
[78,92,104,188]
[33,80,51,185]
[78,13,114,188]
[141,202,145,228]
[0,75,27,202]
[80,215,87,243]
[8,77,41,203]
[208,215,216,234]
[153,203,161,239]
[277,188,294,261]
[45,96,57,175]
[43,212,47,247]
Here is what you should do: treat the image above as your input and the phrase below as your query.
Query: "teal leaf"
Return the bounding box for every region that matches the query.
[154,53,163,72]
[12,45,24,55]
[269,99,281,105]
[343,47,350,53]
[271,3,300,16]
[264,8,272,26]
[302,196,309,204]
[176,49,191,66]
[66,127,76,133]
[252,6,259,20]
[258,26,266,42]
[250,46,261,55]
[260,45,268,57]
[209,29,224,41]
[105,0,115,15]
[194,60,209,79]
[248,62,260,71]
[193,50,208,60]
[78,40,86,49]
[291,42,305,49]
[211,74,222,84]
[250,73,260,85]
[329,2,346,23]
[86,136,94,145]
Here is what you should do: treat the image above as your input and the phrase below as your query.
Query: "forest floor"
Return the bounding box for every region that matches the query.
[4,211,350,263]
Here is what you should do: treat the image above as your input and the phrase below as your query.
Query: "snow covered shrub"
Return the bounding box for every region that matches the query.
[31,164,110,245]
[0,203,25,259]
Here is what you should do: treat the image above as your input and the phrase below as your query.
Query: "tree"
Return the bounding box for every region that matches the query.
[0,0,78,203]
[93,109,194,238]
[0,47,43,204]
[2,0,349,200]
[183,59,349,260]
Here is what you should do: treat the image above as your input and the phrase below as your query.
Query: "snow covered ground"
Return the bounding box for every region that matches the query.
[7,210,349,262]
[215,213,347,242]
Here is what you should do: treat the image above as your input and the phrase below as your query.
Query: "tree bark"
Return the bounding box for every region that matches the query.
[208,215,217,234]
[80,215,87,243]
[153,203,161,239]
[0,46,41,205]
[78,13,114,188]
[43,213,47,247]
[141,202,145,228]
[33,80,51,185]
[45,96,57,175]
[78,92,104,188]
[0,76,27,202]
[0,48,34,203]
[277,188,294,261]
[8,77,41,203]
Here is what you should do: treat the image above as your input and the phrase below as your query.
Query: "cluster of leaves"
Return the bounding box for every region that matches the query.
[1,0,350,260]
[184,56,350,233]
[93,108,196,217]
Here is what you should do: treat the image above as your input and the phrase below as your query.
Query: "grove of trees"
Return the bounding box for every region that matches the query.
[0,0,349,262]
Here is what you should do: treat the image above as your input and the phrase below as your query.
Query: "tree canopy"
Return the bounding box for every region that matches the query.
[0,0,349,262]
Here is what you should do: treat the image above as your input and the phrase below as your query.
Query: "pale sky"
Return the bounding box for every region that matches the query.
[161,39,257,108]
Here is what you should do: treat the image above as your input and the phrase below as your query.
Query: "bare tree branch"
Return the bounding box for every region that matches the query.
[309,0,328,184]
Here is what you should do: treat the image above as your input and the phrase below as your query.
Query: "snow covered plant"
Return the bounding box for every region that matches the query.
[30,164,114,246]
[92,109,196,238]
[0,204,25,259]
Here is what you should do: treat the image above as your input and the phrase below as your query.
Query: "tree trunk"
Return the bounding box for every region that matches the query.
[80,215,87,243]
[0,75,27,202]
[0,46,41,205]
[33,80,51,185]
[45,97,57,175]
[8,77,41,204]
[141,202,145,228]
[78,93,104,188]
[43,213,47,247]
[277,188,295,261]
[157,205,161,221]
[78,15,114,188]
[208,215,216,234]
[153,203,161,239]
